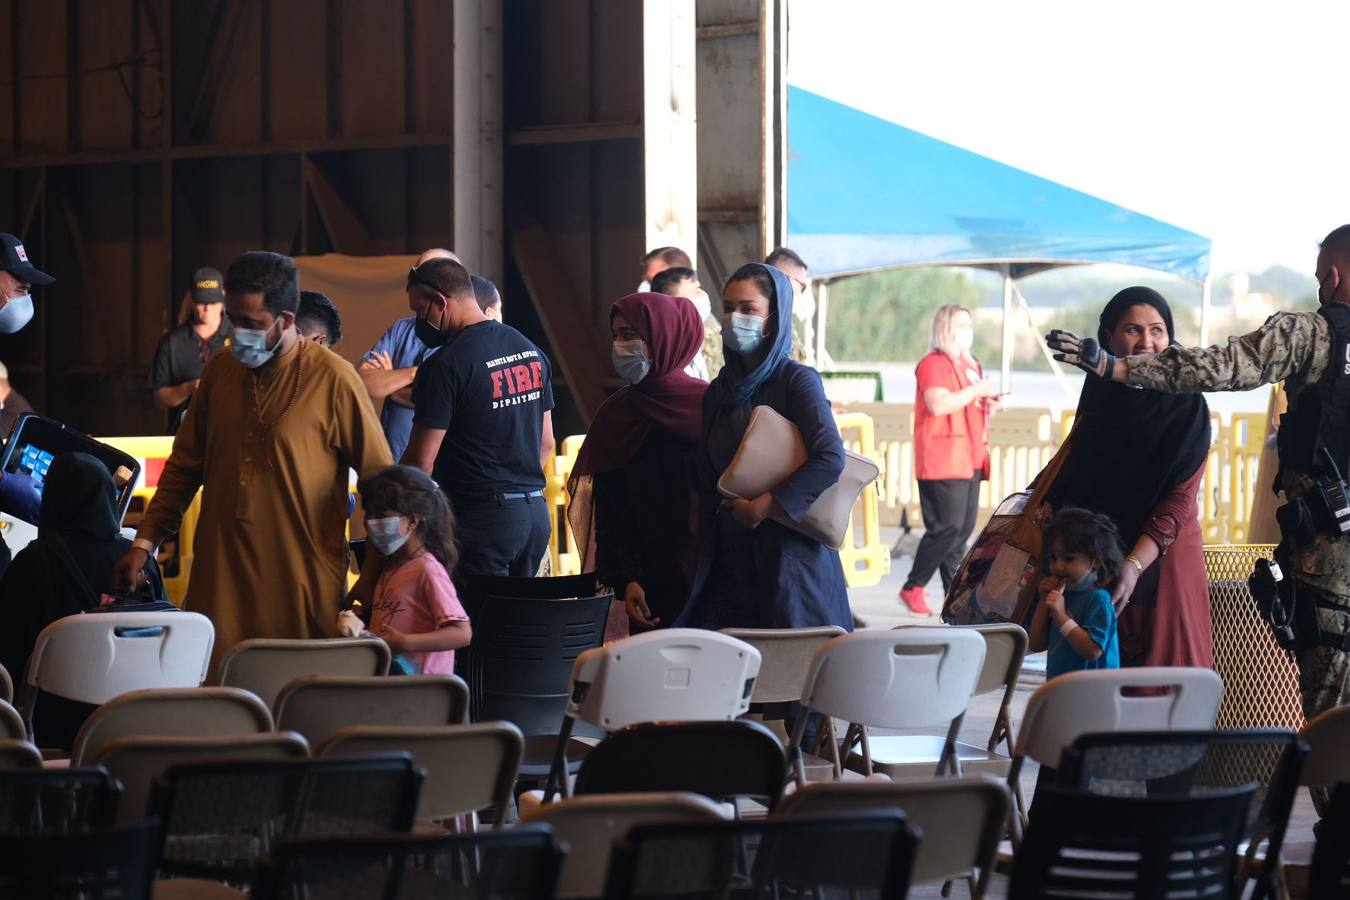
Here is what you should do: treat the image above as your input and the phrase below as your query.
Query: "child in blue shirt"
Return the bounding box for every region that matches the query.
[1029,507,1124,679]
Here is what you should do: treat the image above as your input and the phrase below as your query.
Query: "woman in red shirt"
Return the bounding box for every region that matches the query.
[900,304,1000,615]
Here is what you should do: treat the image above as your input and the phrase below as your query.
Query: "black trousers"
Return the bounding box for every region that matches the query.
[904,473,982,591]
[454,497,553,578]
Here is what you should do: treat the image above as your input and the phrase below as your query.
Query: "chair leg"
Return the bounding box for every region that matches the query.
[542,718,576,803]
[939,713,965,777]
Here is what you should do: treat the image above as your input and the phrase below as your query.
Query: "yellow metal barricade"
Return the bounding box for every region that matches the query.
[548,435,585,576]
[835,413,891,588]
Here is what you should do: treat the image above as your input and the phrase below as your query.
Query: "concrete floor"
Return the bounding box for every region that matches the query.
[847,527,1318,899]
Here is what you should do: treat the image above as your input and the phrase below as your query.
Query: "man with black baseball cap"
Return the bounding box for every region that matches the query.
[147,266,232,433]
[0,233,54,334]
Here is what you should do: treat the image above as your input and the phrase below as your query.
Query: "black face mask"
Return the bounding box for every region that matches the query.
[415,304,447,348]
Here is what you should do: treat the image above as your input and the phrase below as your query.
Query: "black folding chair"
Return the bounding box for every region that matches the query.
[0,818,161,899]
[149,753,423,887]
[457,574,612,783]
[1011,785,1256,900]
[252,824,565,900]
[1055,729,1306,900]
[574,720,787,812]
[604,813,919,900]
[0,765,120,835]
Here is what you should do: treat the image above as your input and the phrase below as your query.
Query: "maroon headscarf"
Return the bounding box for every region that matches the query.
[568,294,707,636]
[572,292,707,476]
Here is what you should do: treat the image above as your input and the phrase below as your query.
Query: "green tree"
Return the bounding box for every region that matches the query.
[826,268,985,362]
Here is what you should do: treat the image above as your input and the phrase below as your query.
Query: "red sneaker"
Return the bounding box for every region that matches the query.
[899,585,932,616]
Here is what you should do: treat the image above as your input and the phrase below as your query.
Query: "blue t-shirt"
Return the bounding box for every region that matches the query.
[1046,585,1120,679]
[368,317,432,461]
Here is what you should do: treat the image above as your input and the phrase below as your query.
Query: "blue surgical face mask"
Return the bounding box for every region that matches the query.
[230,318,282,369]
[1068,569,1097,593]
[0,293,33,334]
[366,516,410,556]
[611,339,651,384]
[723,312,767,355]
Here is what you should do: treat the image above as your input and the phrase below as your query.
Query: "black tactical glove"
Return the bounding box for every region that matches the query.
[1045,330,1117,379]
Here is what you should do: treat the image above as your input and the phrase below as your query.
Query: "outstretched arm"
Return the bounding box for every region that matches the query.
[1048,311,1328,395]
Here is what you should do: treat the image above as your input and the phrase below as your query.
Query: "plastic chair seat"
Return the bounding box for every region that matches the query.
[152,878,247,899]
[848,735,1011,779]
[517,734,594,778]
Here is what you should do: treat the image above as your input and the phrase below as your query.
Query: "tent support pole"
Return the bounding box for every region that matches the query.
[814,279,830,367]
[1001,265,1014,392]
[1199,275,1213,346]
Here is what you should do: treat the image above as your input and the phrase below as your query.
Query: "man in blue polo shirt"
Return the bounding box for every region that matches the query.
[359,248,458,460]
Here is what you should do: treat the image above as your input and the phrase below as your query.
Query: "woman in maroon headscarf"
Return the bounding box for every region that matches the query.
[568,293,708,633]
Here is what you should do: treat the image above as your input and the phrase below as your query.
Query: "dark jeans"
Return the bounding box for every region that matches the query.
[454,497,552,578]
[905,473,982,591]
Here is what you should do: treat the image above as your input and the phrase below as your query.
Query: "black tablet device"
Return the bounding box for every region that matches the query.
[0,413,141,526]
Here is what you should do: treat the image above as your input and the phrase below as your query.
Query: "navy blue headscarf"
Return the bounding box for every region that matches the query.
[718,263,795,406]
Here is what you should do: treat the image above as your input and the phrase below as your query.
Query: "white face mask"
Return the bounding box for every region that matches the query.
[637,280,651,293]
[689,289,712,322]
[366,516,410,556]
[0,293,33,334]
[953,327,975,352]
[611,339,652,384]
[723,312,768,356]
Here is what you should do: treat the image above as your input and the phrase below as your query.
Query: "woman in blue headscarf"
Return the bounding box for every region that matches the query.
[676,263,852,630]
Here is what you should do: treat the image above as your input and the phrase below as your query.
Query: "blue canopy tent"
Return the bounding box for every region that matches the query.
[786,85,1213,386]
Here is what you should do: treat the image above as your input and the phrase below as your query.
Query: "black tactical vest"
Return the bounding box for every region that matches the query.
[1277,303,1350,482]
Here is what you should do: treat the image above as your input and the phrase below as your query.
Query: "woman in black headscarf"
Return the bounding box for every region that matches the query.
[1044,286,1213,668]
[0,452,167,746]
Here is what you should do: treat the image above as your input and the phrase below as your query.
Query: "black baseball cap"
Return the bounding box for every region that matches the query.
[0,233,53,286]
[190,267,225,304]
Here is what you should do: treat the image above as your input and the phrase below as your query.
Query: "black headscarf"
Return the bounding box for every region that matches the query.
[39,452,120,541]
[1053,287,1210,550]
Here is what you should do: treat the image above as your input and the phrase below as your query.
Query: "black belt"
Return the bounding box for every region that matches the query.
[454,489,545,507]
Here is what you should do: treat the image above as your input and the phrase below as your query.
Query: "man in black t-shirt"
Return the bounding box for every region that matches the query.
[147,267,232,433]
[401,258,557,578]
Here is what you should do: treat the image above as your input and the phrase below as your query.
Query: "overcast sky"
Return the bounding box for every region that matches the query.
[788,0,1350,276]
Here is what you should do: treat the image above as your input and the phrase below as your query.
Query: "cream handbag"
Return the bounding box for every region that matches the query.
[717,405,879,550]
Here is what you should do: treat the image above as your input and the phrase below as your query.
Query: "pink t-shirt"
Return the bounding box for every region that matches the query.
[369,554,469,675]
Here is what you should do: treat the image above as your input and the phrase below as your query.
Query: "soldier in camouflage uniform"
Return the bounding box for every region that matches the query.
[1047,225,1350,814]
[650,266,724,379]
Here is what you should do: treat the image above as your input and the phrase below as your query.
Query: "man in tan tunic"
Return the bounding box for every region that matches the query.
[114,251,392,668]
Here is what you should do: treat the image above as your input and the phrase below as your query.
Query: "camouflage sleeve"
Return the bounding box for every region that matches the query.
[1126,311,1329,394]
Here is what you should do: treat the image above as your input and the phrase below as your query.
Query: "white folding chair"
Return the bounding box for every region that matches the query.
[273,674,470,746]
[856,624,1027,796]
[791,628,986,785]
[17,611,214,738]
[519,791,729,899]
[94,732,310,825]
[0,699,24,741]
[721,626,846,781]
[1007,666,1224,839]
[535,628,761,804]
[0,738,41,769]
[217,637,392,709]
[776,775,1012,900]
[70,687,273,766]
[317,721,524,828]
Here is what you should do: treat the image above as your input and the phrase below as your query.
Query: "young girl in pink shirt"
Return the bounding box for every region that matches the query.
[346,465,471,675]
